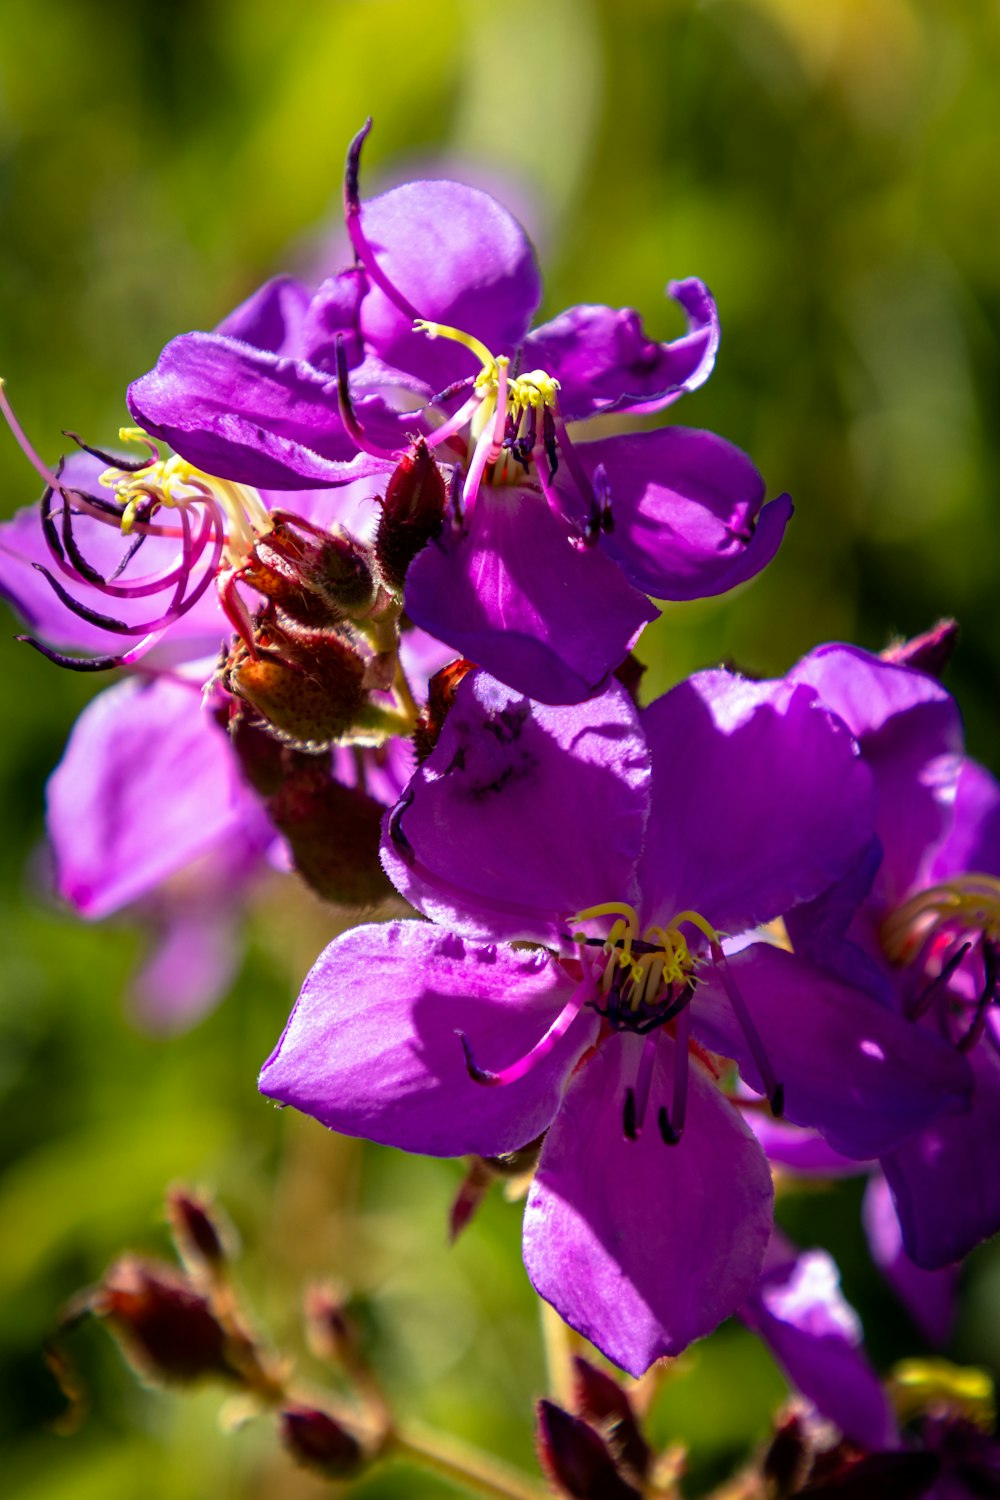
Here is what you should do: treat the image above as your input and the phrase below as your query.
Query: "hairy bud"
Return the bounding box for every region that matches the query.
[224,612,367,750]
[880,620,958,679]
[571,1356,650,1483]
[167,1187,232,1275]
[92,1257,232,1386]
[413,656,475,762]
[375,439,446,591]
[242,518,376,627]
[267,759,392,906]
[279,1404,365,1478]
[536,1400,641,1500]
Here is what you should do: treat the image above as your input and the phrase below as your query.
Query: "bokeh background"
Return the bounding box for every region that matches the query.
[2,1,999,1495]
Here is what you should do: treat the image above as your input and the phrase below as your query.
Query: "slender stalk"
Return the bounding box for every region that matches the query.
[539,1298,576,1408]
[390,1422,549,1500]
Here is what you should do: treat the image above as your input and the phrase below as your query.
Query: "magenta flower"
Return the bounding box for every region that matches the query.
[781,644,1000,1272]
[260,668,967,1374]
[127,123,792,703]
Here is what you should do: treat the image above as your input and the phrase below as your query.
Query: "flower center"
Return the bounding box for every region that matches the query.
[570,900,720,1030]
[881,873,1000,1047]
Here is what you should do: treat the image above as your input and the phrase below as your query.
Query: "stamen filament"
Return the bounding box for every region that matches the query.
[457,974,594,1088]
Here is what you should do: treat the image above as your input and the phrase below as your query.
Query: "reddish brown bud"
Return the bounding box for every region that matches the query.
[242,518,376,627]
[413,655,475,762]
[881,620,958,679]
[92,1257,232,1385]
[571,1356,650,1482]
[166,1187,232,1273]
[763,1409,811,1497]
[792,1450,941,1499]
[279,1404,365,1478]
[267,758,392,906]
[536,1400,642,1500]
[304,1283,358,1366]
[612,652,647,707]
[224,614,367,750]
[375,439,446,591]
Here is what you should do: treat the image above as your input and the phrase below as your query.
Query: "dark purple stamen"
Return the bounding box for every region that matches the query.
[343,119,423,323]
[446,464,465,535]
[594,462,614,534]
[958,939,999,1053]
[907,940,973,1021]
[710,941,784,1117]
[16,636,127,672]
[62,430,154,472]
[386,786,416,865]
[542,407,559,481]
[457,1030,501,1087]
[622,1088,638,1141]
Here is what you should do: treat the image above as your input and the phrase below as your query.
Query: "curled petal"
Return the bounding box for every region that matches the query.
[862,1173,957,1346]
[574,427,791,601]
[259,921,598,1158]
[214,274,312,356]
[522,1032,773,1376]
[523,278,719,421]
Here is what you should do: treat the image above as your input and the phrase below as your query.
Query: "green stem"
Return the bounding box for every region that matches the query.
[389,1422,549,1500]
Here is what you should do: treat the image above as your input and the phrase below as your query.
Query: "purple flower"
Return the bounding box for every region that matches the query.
[784,645,1000,1271]
[741,1235,897,1450]
[260,668,967,1374]
[127,123,792,704]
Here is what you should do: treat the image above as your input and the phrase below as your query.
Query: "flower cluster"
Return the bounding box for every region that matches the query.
[3,121,999,1433]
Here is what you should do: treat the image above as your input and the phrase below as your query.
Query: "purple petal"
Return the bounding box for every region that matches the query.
[523,278,719,421]
[381,671,650,947]
[573,428,791,601]
[129,907,241,1035]
[746,1112,863,1177]
[880,1045,1000,1269]
[927,758,1000,885]
[522,1032,773,1376]
[693,945,973,1159]
[356,180,541,388]
[46,674,259,918]
[404,484,657,705]
[259,921,598,1158]
[862,1174,958,1346]
[742,1245,896,1449]
[787,645,964,901]
[637,671,877,934]
[214,275,312,356]
[127,334,393,489]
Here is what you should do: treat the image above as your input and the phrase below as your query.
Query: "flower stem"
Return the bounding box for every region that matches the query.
[390,1421,548,1500]
[539,1298,575,1407]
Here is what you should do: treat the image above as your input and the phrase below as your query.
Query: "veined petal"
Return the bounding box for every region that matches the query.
[575,428,790,601]
[46,674,259,919]
[404,485,657,705]
[259,921,598,1158]
[522,1032,773,1376]
[927,758,1000,885]
[881,1045,1000,1269]
[637,671,877,934]
[523,278,719,421]
[693,945,973,1159]
[381,671,651,948]
[357,180,541,389]
[127,334,393,490]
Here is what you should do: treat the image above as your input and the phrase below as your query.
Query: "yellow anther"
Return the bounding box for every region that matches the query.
[882,874,1000,963]
[413,319,559,432]
[889,1358,996,1429]
[573,901,717,1010]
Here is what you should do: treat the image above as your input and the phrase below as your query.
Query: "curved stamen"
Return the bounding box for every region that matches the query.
[457,973,594,1088]
[710,941,784,1117]
[343,120,423,322]
[659,1005,692,1145]
[334,335,404,462]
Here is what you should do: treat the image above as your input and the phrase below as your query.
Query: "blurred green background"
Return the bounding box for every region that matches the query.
[2,1,1000,1495]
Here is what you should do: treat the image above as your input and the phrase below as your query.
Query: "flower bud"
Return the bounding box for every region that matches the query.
[413,655,475,762]
[92,1256,232,1386]
[267,759,392,906]
[243,519,376,626]
[880,619,958,679]
[279,1404,365,1478]
[375,439,446,592]
[166,1187,233,1274]
[535,1400,641,1500]
[224,613,367,750]
[571,1356,650,1482]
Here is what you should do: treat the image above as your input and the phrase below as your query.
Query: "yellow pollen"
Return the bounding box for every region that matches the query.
[889,1358,996,1429]
[571,902,720,1011]
[413,319,560,423]
[881,873,1000,965]
[100,430,271,566]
